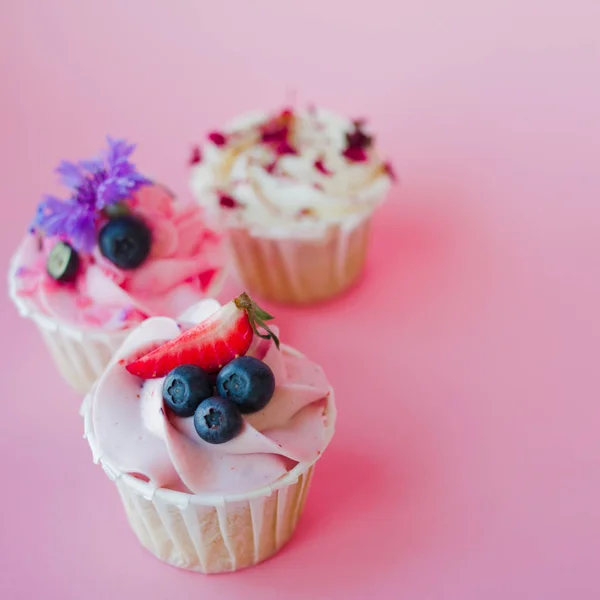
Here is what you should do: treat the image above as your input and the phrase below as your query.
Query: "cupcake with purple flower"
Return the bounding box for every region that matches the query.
[9,138,225,393]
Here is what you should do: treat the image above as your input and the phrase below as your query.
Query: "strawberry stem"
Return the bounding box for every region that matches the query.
[234,292,280,349]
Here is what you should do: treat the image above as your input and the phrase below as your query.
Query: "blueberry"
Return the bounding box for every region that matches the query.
[47,241,80,283]
[194,397,243,444]
[162,364,214,418]
[99,215,151,270]
[216,356,275,414]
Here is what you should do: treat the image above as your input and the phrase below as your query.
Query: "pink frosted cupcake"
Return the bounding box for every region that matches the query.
[9,138,225,392]
[189,106,394,304]
[82,294,336,573]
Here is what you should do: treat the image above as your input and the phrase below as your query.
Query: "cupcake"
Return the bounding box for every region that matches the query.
[9,138,225,393]
[189,106,394,304]
[82,293,336,573]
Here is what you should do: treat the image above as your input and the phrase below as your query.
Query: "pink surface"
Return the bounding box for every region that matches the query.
[1,1,599,598]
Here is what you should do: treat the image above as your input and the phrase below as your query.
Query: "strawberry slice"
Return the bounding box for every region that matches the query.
[126,292,279,378]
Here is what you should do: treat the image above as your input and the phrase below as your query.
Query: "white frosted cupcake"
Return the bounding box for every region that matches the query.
[9,138,225,392]
[82,295,336,573]
[189,106,394,304]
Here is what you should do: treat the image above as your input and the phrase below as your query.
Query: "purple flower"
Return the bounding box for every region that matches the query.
[32,137,151,252]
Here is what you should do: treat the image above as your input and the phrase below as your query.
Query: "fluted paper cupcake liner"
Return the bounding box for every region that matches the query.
[8,252,226,394]
[82,357,336,574]
[112,463,315,573]
[228,215,371,305]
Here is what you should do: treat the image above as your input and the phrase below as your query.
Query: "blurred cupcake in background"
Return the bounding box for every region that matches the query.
[189,106,395,305]
[9,138,225,393]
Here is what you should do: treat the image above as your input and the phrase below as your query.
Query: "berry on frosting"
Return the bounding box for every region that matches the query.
[162,364,214,417]
[46,241,80,283]
[126,292,279,378]
[216,356,275,414]
[98,215,152,270]
[193,396,243,444]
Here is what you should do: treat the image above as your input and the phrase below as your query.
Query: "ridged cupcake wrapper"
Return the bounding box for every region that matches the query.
[112,463,315,573]
[82,363,336,574]
[8,250,226,394]
[228,215,372,305]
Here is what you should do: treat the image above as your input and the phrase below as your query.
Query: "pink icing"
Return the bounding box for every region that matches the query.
[88,302,332,495]
[13,185,224,330]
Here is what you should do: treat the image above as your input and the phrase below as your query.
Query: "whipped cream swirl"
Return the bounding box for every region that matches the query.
[85,301,335,495]
[190,107,393,236]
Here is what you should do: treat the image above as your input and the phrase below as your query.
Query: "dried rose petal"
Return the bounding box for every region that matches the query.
[208,131,227,147]
[218,193,241,209]
[261,127,287,144]
[189,146,202,165]
[345,128,372,150]
[383,161,397,182]
[260,109,294,144]
[314,158,332,176]
[264,161,278,174]
[275,141,297,156]
[343,147,368,162]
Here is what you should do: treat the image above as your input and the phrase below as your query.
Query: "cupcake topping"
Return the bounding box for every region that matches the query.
[342,120,373,163]
[15,138,225,330]
[98,215,152,270]
[162,364,214,418]
[87,298,333,493]
[31,138,153,281]
[188,146,202,166]
[208,131,228,147]
[216,355,276,414]
[126,292,279,378]
[46,241,80,283]
[33,138,150,254]
[193,397,243,444]
[189,106,395,231]
[128,294,278,444]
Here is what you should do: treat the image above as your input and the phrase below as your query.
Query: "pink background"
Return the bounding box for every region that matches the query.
[2,1,600,598]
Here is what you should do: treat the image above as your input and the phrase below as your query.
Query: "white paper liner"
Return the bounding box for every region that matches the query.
[82,346,336,573]
[8,250,226,394]
[228,214,372,304]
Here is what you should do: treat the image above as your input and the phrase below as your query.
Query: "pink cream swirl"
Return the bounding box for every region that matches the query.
[13,185,224,329]
[84,301,334,495]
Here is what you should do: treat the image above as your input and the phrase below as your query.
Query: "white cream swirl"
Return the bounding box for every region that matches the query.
[190,107,393,237]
